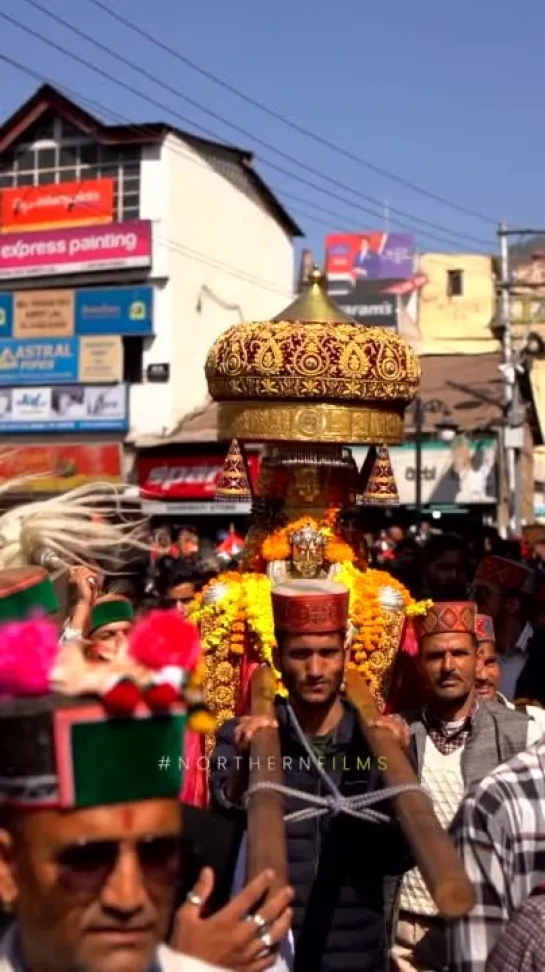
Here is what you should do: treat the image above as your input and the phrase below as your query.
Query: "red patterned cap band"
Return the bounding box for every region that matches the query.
[475,614,495,643]
[475,556,535,594]
[414,602,476,639]
[272,580,349,634]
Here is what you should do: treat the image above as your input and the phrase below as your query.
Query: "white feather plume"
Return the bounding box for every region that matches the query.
[0,481,150,572]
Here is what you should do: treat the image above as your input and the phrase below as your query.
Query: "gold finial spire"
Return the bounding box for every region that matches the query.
[272,263,356,324]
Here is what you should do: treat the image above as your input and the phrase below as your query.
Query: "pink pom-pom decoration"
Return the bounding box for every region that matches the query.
[128,609,201,673]
[0,618,59,696]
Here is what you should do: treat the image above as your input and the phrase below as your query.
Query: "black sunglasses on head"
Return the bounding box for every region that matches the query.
[56,835,181,896]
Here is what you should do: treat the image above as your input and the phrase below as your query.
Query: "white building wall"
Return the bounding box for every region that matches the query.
[129,134,295,438]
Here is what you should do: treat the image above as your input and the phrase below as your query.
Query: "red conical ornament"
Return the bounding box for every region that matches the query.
[360,445,399,506]
[215,439,253,503]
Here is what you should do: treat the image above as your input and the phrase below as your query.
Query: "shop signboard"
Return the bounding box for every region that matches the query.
[0,179,114,233]
[0,221,151,280]
[138,452,261,501]
[0,335,122,385]
[0,286,153,338]
[0,443,123,493]
[0,384,128,432]
[74,287,153,335]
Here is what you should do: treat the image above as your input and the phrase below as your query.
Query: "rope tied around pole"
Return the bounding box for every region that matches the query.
[243,703,423,825]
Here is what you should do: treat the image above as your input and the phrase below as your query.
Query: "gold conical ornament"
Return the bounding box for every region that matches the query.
[271,265,356,324]
[360,445,399,506]
[358,445,378,495]
[215,439,253,503]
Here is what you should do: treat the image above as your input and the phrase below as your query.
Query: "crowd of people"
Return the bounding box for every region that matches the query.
[0,514,545,971]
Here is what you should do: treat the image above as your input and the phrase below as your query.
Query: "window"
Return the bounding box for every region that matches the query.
[0,123,142,222]
[123,337,144,383]
[447,269,463,297]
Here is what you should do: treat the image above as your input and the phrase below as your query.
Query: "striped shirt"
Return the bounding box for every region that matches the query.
[486,894,545,971]
[449,740,545,972]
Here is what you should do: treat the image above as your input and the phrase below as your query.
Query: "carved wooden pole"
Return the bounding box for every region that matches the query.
[345,668,475,919]
[246,666,288,892]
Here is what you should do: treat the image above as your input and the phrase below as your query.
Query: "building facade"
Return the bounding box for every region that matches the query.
[417,253,499,355]
[0,85,300,494]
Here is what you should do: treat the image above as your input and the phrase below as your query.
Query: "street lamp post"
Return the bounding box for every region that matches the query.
[415,396,423,528]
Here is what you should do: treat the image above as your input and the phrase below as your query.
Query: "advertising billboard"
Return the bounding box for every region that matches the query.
[325,232,414,281]
[353,439,498,505]
[335,285,399,328]
[0,286,153,338]
[0,180,114,233]
[0,443,123,493]
[0,384,128,432]
[326,277,401,329]
[0,221,152,280]
[0,336,122,385]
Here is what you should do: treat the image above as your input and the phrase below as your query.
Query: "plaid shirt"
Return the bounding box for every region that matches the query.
[449,739,545,972]
[423,697,479,755]
[486,894,545,972]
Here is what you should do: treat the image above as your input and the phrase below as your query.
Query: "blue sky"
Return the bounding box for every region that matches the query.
[0,0,543,264]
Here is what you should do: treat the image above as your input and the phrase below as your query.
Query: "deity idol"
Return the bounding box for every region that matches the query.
[188,268,425,757]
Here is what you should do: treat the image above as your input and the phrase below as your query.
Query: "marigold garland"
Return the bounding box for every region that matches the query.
[334,562,413,689]
[187,572,286,695]
[261,513,355,566]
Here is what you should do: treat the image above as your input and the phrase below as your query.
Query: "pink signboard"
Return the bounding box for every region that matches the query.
[0,221,152,280]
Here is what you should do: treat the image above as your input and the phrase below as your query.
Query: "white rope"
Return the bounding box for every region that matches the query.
[243,703,422,825]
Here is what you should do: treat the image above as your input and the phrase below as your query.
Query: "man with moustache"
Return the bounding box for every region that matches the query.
[375,601,530,972]
[0,618,294,972]
[474,613,545,741]
[210,579,410,972]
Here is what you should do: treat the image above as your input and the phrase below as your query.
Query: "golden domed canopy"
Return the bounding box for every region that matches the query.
[205,266,420,445]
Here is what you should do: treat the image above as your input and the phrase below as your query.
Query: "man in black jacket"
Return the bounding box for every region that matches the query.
[209,578,411,972]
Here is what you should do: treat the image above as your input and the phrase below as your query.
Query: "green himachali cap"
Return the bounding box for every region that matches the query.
[0,567,59,622]
[89,594,135,634]
[0,695,186,809]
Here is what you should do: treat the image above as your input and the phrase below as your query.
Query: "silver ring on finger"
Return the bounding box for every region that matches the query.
[248,911,267,930]
[185,892,202,906]
[260,931,273,950]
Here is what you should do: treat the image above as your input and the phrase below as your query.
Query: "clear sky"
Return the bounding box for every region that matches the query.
[0,0,543,265]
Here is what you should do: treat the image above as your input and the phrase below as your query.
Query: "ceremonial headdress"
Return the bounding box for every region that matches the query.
[0,610,214,809]
[475,555,535,595]
[0,567,59,622]
[413,601,476,640]
[0,694,184,810]
[89,594,134,634]
[475,614,495,644]
[271,579,349,634]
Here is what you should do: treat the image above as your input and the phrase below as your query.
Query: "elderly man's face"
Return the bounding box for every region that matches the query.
[0,799,181,972]
[88,621,133,662]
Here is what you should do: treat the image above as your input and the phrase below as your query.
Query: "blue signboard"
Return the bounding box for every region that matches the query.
[0,384,128,432]
[0,294,13,335]
[0,339,79,384]
[0,286,153,338]
[0,336,120,386]
[75,286,153,335]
